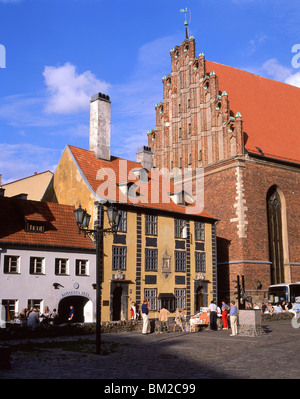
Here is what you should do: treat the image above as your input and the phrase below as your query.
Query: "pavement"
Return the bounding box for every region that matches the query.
[0,319,299,380]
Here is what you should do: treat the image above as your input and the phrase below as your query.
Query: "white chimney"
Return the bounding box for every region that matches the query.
[89,93,111,161]
[136,146,153,170]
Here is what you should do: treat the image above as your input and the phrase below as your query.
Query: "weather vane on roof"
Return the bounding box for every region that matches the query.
[180,8,191,39]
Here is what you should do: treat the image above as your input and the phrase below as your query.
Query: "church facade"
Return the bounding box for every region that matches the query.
[147,36,300,304]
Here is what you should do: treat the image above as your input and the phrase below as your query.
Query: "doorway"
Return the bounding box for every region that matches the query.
[110,282,129,321]
[194,282,208,313]
[112,285,123,321]
[58,296,90,323]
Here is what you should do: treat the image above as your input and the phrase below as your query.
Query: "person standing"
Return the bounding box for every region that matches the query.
[221,300,230,330]
[229,301,238,336]
[130,302,137,320]
[68,305,75,322]
[141,300,149,334]
[208,300,218,330]
[159,306,170,333]
[27,308,39,330]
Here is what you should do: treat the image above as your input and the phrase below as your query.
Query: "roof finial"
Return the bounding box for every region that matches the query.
[180,8,191,40]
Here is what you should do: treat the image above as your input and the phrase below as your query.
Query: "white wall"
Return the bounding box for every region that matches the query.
[0,246,96,321]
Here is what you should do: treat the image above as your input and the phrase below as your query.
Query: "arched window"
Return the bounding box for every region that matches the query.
[267,186,284,284]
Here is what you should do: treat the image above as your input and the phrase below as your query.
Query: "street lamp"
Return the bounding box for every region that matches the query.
[74,202,121,355]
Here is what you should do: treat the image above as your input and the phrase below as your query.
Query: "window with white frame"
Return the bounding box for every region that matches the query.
[1,299,17,320]
[117,210,127,232]
[175,289,186,310]
[29,257,45,275]
[144,289,157,311]
[175,219,185,238]
[76,259,89,276]
[55,258,69,275]
[27,299,42,311]
[4,255,20,274]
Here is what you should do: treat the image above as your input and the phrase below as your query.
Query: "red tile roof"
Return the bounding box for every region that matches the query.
[206,60,300,164]
[0,196,95,250]
[68,145,217,220]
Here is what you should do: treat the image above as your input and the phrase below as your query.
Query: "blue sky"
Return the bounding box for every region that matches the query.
[0,0,300,183]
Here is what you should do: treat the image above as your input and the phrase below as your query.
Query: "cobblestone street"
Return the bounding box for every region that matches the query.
[1,319,299,380]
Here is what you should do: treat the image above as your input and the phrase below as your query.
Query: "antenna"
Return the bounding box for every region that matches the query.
[180,8,191,39]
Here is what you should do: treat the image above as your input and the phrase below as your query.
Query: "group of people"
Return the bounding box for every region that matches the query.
[208,300,238,336]
[18,306,59,329]
[261,301,298,315]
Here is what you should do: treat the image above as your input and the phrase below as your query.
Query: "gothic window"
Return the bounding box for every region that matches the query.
[267,186,284,285]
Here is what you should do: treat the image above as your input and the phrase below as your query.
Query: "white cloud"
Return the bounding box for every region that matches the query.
[43,62,110,114]
[0,143,60,184]
[261,58,291,81]
[247,58,300,88]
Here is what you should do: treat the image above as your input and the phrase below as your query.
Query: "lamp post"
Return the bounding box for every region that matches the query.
[74,202,121,355]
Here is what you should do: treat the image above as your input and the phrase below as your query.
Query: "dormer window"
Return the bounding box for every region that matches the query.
[132,168,148,183]
[26,222,45,233]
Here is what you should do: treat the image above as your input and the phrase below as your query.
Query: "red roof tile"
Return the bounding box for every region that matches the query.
[68,145,217,220]
[0,196,95,250]
[206,60,300,164]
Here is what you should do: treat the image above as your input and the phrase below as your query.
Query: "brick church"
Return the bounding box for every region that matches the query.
[147,35,300,304]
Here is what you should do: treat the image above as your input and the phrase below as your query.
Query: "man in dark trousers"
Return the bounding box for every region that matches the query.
[208,300,218,330]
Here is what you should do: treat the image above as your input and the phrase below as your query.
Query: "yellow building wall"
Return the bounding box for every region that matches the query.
[3,171,53,201]
[43,147,215,323]
[101,210,214,322]
[42,147,98,222]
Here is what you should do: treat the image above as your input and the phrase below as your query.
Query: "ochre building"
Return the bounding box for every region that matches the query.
[43,93,218,321]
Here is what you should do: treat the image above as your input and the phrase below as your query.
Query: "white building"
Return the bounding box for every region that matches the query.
[0,193,96,324]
